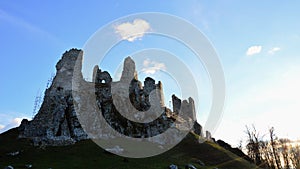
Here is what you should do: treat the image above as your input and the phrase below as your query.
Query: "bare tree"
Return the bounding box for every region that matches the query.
[290,145,300,169]
[269,127,282,169]
[244,126,300,169]
[260,140,276,169]
[32,73,55,118]
[238,139,243,150]
[46,73,55,89]
[32,90,42,118]
[279,138,291,169]
[245,125,263,165]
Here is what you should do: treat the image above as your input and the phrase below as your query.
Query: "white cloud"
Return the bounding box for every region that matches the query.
[142,59,166,75]
[246,45,262,56]
[268,47,281,55]
[114,19,151,42]
[0,117,29,134]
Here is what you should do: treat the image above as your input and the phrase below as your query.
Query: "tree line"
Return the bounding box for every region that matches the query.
[245,125,300,169]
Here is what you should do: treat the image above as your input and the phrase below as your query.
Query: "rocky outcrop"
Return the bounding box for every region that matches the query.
[19,48,210,146]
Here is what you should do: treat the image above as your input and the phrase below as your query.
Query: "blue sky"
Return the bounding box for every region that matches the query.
[1,1,300,146]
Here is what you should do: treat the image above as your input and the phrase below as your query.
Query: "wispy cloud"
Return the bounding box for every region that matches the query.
[0,117,29,134]
[142,59,166,75]
[114,19,151,42]
[246,45,262,56]
[268,47,281,55]
[0,9,63,45]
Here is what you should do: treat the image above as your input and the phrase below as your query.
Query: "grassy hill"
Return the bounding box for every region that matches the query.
[0,128,259,169]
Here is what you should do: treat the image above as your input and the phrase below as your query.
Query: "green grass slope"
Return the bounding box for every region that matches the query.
[0,128,259,169]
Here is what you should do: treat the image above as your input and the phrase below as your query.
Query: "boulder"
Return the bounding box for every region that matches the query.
[197,160,205,166]
[169,164,178,169]
[4,166,14,169]
[185,164,197,169]
[25,164,32,168]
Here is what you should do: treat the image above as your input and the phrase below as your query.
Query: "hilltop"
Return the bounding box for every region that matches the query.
[0,49,259,169]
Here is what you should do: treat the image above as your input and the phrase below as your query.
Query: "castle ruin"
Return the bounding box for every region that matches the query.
[19,49,211,146]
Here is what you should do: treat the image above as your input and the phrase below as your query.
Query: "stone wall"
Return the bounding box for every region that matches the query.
[193,121,203,137]
[19,49,87,146]
[206,131,212,141]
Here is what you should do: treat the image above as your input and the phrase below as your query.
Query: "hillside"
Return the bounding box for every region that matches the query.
[1,49,260,168]
[0,128,259,169]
